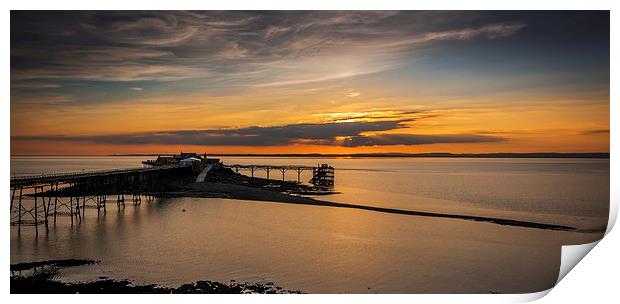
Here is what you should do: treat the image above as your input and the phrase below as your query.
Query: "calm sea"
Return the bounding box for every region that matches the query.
[10,156,609,293]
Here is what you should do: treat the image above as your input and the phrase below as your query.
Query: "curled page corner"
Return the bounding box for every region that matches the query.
[511,288,553,303]
[556,241,600,284]
[548,195,616,294]
[513,238,605,303]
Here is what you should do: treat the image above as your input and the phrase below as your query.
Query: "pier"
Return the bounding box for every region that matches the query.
[10,165,192,235]
[224,164,334,186]
[10,154,335,235]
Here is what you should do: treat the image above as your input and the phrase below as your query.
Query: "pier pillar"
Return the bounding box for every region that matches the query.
[77,195,85,220]
[34,188,39,236]
[133,194,141,205]
[70,196,74,225]
[17,187,23,233]
[53,186,58,224]
[10,187,15,212]
[42,186,50,230]
[75,197,81,223]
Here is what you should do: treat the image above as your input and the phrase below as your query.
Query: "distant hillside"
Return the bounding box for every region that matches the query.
[107,152,610,159]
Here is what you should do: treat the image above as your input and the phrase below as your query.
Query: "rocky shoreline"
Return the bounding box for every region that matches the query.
[10,259,302,294]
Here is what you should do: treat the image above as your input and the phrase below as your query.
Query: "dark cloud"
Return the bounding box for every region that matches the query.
[340,133,505,147]
[580,129,610,135]
[12,120,505,147]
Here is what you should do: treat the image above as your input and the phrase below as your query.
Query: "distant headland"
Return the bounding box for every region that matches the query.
[10,152,610,158]
[105,152,610,159]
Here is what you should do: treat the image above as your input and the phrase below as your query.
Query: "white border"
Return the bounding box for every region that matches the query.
[2,1,616,303]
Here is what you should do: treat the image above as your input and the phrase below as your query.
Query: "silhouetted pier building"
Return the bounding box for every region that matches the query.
[142,153,221,173]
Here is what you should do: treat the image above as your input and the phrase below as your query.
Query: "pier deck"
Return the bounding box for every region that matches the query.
[11,165,183,188]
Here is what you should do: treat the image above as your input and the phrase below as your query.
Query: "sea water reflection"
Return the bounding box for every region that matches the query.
[10,156,609,293]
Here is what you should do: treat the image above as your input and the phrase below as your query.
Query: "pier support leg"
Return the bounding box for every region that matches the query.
[70,196,74,225]
[53,189,58,224]
[10,187,15,213]
[117,194,125,208]
[17,187,23,233]
[42,187,50,231]
[133,194,141,205]
[75,197,81,223]
[34,188,39,236]
[96,196,101,216]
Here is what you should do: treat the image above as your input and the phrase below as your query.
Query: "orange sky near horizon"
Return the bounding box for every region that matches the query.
[10,94,609,155]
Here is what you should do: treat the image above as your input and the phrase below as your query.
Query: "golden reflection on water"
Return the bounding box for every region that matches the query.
[11,196,602,293]
[10,157,608,293]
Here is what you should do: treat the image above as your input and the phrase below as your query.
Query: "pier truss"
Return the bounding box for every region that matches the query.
[10,165,192,235]
[224,164,334,186]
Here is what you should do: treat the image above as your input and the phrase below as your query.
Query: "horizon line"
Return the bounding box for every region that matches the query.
[10,152,611,159]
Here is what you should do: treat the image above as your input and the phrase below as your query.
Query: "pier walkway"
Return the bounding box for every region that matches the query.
[11,165,182,188]
[195,163,216,183]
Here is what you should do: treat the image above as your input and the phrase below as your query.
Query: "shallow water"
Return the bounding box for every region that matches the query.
[10,156,609,293]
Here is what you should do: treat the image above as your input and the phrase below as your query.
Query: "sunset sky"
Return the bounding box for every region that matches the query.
[10,11,609,155]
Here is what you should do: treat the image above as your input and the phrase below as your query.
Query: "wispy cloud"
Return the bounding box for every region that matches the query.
[393,23,526,47]
[11,12,526,87]
[11,82,62,90]
[314,109,434,123]
[253,72,373,88]
[10,93,74,106]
